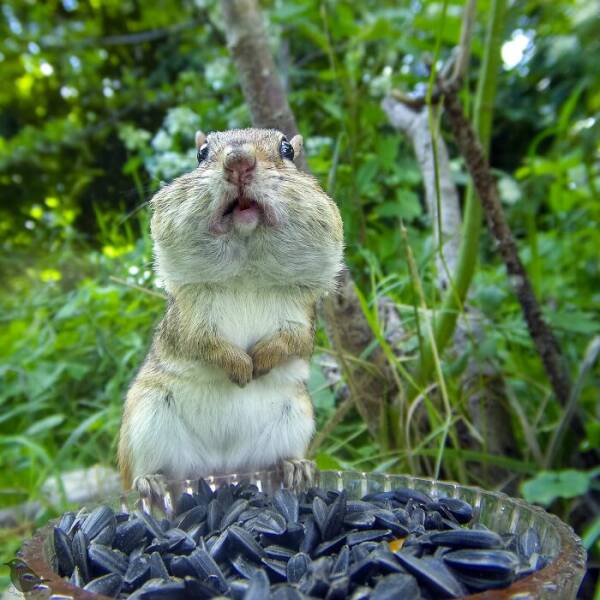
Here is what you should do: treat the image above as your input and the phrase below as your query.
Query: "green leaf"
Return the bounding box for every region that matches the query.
[396,189,422,219]
[314,452,343,471]
[356,158,378,194]
[521,469,593,506]
[308,360,335,412]
[372,190,421,221]
[546,311,600,334]
[25,414,65,436]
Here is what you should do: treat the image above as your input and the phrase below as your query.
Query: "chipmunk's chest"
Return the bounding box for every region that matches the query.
[194,288,310,351]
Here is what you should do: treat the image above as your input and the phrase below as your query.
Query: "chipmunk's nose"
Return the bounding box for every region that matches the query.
[223,145,257,186]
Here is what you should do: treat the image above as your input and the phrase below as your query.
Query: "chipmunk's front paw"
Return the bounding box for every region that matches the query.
[281,458,316,492]
[133,473,168,502]
[250,337,288,377]
[226,352,253,387]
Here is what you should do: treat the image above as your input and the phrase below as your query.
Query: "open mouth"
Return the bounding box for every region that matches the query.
[209,195,264,234]
[223,196,260,217]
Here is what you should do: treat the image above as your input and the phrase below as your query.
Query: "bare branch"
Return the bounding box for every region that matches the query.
[441,87,574,411]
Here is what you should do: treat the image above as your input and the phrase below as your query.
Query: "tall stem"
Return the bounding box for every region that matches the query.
[418,0,508,379]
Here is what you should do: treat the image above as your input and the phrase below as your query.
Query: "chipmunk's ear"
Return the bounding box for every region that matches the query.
[195,130,207,149]
[290,135,303,161]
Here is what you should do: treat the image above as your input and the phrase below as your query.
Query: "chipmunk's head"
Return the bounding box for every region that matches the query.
[150,128,343,291]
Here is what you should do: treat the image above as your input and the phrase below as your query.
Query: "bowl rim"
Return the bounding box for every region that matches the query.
[17,469,587,600]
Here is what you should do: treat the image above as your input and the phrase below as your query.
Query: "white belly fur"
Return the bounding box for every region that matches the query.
[127,287,315,480]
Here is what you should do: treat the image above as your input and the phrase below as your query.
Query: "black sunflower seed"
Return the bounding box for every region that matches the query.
[183,575,222,599]
[372,573,422,600]
[88,543,129,576]
[394,554,466,598]
[312,496,329,533]
[344,511,376,529]
[206,498,224,534]
[443,548,520,577]
[148,551,169,579]
[321,491,347,540]
[437,497,474,524]
[53,527,74,577]
[195,478,214,505]
[134,510,166,541]
[208,528,230,562]
[80,506,116,542]
[94,522,117,546]
[228,525,265,562]
[175,493,197,515]
[221,498,249,529]
[330,544,350,578]
[313,532,347,557]
[174,505,207,531]
[429,528,503,549]
[261,557,288,581]
[286,552,311,584]
[71,529,90,583]
[273,489,299,524]
[253,510,287,536]
[188,547,228,590]
[264,545,295,561]
[57,512,76,535]
[230,553,260,579]
[83,572,123,596]
[123,555,151,588]
[325,574,349,600]
[114,519,148,554]
[244,569,270,600]
[169,554,195,578]
[347,529,392,546]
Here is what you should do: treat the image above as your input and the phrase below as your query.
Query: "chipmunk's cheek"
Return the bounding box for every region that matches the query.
[209,213,233,235]
[260,203,285,229]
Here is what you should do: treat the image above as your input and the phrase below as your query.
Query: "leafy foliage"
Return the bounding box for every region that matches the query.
[0,0,599,593]
[521,468,600,506]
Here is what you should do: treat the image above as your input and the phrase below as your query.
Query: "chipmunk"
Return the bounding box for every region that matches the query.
[118,128,343,495]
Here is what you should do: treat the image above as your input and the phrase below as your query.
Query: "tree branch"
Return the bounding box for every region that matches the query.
[440,86,574,412]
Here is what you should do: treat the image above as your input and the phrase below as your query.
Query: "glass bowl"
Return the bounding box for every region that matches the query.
[17,470,586,600]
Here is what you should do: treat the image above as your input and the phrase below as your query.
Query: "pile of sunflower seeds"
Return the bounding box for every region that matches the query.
[49,481,549,599]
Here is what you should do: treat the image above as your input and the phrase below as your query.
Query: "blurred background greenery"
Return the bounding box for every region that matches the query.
[0,0,598,595]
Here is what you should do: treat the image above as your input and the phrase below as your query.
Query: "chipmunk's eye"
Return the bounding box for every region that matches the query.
[197,143,209,164]
[279,138,294,161]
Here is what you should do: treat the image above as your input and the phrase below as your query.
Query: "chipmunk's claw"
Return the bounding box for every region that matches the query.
[281,458,316,492]
[133,473,168,502]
